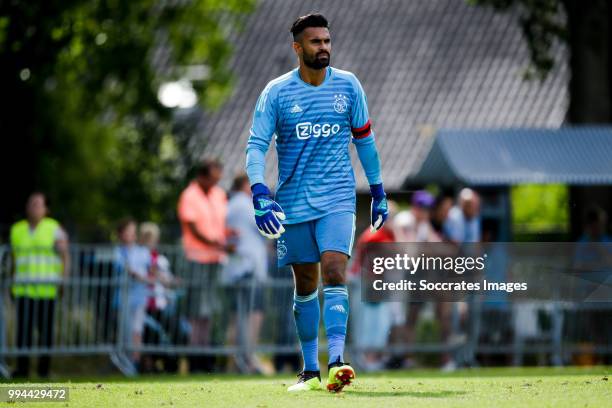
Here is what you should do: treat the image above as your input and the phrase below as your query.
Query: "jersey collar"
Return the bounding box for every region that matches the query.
[293,66,333,89]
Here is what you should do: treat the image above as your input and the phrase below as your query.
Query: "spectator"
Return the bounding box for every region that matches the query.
[390,190,457,370]
[394,190,439,242]
[478,219,511,366]
[114,218,154,371]
[223,173,268,374]
[431,194,454,241]
[573,207,612,272]
[140,222,179,315]
[0,248,6,378]
[444,188,481,243]
[177,158,233,372]
[392,209,416,242]
[10,192,69,378]
[438,188,482,370]
[577,206,612,243]
[572,207,612,361]
[139,222,188,373]
[349,200,398,371]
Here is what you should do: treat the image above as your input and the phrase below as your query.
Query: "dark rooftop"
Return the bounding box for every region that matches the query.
[406,127,612,186]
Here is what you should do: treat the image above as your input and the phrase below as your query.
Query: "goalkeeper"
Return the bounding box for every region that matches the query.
[245,13,388,393]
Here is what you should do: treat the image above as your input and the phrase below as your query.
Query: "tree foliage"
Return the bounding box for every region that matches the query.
[512,184,569,233]
[0,0,254,238]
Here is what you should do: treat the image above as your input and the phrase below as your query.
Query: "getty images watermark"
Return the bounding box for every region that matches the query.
[361,243,612,302]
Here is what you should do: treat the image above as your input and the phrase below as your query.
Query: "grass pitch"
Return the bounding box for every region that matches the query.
[2,367,611,407]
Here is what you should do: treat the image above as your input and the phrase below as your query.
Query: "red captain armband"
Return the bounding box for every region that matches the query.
[351,120,372,139]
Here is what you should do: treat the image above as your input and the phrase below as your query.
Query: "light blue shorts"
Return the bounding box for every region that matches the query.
[276,211,356,267]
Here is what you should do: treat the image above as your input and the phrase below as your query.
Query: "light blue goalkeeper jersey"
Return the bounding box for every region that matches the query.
[246,67,374,224]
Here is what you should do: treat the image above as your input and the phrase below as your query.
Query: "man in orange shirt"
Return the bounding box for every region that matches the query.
[177,158,233,372]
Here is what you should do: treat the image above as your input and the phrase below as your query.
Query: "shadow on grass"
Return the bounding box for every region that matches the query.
[349,390,467,398]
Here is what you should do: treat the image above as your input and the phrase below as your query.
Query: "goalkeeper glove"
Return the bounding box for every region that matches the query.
[370,183,389,232]
[251,183,286,239]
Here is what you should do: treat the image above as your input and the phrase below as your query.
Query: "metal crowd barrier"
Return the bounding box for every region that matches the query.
[1,244,611,378]
[0,244,301,377]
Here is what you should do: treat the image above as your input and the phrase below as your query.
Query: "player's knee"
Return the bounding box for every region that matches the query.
[322,260,346,286]
[295,280,318,296]
[293,265,319,295]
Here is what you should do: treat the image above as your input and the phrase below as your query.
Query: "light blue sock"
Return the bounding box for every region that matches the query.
[293,289,320,371]
[323,285,349,365]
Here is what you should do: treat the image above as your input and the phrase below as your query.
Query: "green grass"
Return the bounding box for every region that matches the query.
[2,367,611,407]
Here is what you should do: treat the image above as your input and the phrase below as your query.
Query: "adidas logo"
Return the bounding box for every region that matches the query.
[290,104,303,113]
[329,305,347,314]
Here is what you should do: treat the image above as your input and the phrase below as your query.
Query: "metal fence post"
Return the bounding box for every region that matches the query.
[109,254,136,376]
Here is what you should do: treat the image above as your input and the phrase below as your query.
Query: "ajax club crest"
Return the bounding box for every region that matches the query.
[333,94,348,114]
[277,240,287,259]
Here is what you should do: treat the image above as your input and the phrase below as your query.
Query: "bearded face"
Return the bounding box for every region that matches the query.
[295,27,331,70]
[303,47,330,69]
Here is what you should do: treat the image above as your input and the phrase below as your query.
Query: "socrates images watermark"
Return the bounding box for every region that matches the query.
[360,242,612,303]
[369,252,527,293]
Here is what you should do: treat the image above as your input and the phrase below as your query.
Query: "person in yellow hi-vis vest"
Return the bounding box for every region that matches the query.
[10,192,69,378]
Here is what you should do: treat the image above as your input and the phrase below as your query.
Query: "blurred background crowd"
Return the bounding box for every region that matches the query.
[3,154,610,379]
[2,0,612,379]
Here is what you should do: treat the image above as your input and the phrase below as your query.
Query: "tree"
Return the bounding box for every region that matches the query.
[0,0,253,239]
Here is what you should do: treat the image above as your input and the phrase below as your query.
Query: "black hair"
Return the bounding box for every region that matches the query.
[290,13,329,41]
[196,158,223,178]
[433,193,453,211]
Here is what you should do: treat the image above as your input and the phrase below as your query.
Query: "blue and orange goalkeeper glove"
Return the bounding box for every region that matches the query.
[370,183,389,232]
[251,183,286,239]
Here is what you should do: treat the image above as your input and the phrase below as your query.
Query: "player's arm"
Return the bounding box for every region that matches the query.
[350,75,388,231]
[245,84,286,239]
